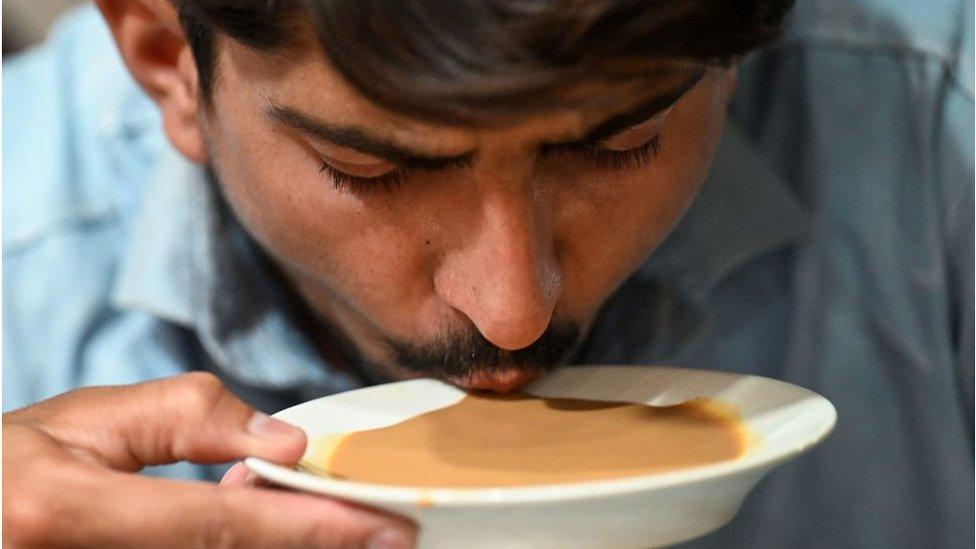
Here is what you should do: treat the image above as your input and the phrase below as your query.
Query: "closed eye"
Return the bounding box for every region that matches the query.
[539,134,661,170]
[319,119,663,196]
[318,155,470,196]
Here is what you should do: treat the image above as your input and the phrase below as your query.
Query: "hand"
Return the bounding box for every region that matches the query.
[2,372,416,548]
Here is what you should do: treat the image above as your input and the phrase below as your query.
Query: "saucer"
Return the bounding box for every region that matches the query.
[246,366,836,548]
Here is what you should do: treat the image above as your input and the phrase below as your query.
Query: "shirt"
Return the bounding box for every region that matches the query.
[3,1,973,547]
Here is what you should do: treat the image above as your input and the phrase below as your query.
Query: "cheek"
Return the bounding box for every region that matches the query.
[550,79,728,314]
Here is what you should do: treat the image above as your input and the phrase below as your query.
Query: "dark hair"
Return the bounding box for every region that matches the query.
[173,0,794,124]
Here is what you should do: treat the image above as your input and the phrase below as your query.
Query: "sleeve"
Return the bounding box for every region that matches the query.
[938,13,974,408]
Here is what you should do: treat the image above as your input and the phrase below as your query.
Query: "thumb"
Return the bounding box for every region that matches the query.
[32,372,306,471]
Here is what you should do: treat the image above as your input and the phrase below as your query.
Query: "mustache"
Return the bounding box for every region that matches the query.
[387,322,582,379]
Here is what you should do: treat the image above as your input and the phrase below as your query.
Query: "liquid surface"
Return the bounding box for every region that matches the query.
[316,393,748,488]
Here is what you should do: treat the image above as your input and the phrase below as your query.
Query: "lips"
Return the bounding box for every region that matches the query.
[447,368,540,393]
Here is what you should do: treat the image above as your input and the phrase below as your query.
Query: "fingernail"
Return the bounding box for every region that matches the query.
[219,462,249,486]
[242,470,259,486]
[367,526,413,549]
[247,412,302,440]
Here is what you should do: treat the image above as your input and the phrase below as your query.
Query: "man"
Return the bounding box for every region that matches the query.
[2,0,972,547]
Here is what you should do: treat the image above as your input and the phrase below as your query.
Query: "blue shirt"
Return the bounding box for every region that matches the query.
[3,2,973,547]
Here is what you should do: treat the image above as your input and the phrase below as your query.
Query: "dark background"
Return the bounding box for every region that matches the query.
[3,0,83,55]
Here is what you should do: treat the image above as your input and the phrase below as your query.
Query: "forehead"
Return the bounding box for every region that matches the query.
[215,25,707,145]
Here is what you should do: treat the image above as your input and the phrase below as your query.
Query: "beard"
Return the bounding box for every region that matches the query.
[386,321,582,380]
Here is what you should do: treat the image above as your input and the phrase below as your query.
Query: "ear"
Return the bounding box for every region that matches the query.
[96,0,207,164]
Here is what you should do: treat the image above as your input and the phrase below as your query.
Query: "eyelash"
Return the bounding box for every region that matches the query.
[540,134,661,170]
[319,134,661,195]
[318,162,407,195]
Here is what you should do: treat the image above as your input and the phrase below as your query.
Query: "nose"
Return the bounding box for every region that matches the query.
[434,185,561,351]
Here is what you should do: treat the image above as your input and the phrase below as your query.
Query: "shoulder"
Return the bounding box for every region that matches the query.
[732,0,973,190]
[724,0,972,345]
[2,4,165,307]
[2,5,163,255]
[2,6,170,406]
[781,0,973,95]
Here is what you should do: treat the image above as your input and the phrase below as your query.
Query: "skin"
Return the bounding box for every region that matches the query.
[3,0,737,546]
[2,373,415,548]
[202,24,734,388]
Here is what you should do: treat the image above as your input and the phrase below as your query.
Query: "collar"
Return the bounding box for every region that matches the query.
[640,120,808,297]
[111,144,361,393]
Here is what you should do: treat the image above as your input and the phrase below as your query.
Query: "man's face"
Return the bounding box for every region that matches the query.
[194,28,734,391]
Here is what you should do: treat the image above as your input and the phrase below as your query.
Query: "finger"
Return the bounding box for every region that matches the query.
[7,419,413,549]
[54,469,417,549]
[220,461,250,487]
[28,372,307,470]
[241,469,271,488]
[220,462,270,488]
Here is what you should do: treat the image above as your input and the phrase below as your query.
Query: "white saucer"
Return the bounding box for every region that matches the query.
[246,366,836,548]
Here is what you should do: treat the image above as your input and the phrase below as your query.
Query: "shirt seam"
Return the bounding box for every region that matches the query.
[766,37,975,101]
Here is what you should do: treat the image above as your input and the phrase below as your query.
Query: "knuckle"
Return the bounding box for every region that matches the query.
[301,521,351,548]
[195,493,239,549]
[300,511,372,549]
[173,372,227,417]
[167,373,253,463]
[4,492,55,547]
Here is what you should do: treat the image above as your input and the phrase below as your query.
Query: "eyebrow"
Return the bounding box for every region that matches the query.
[266,69,706,168]
[265,103,475,170]
[579,69,707,142]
